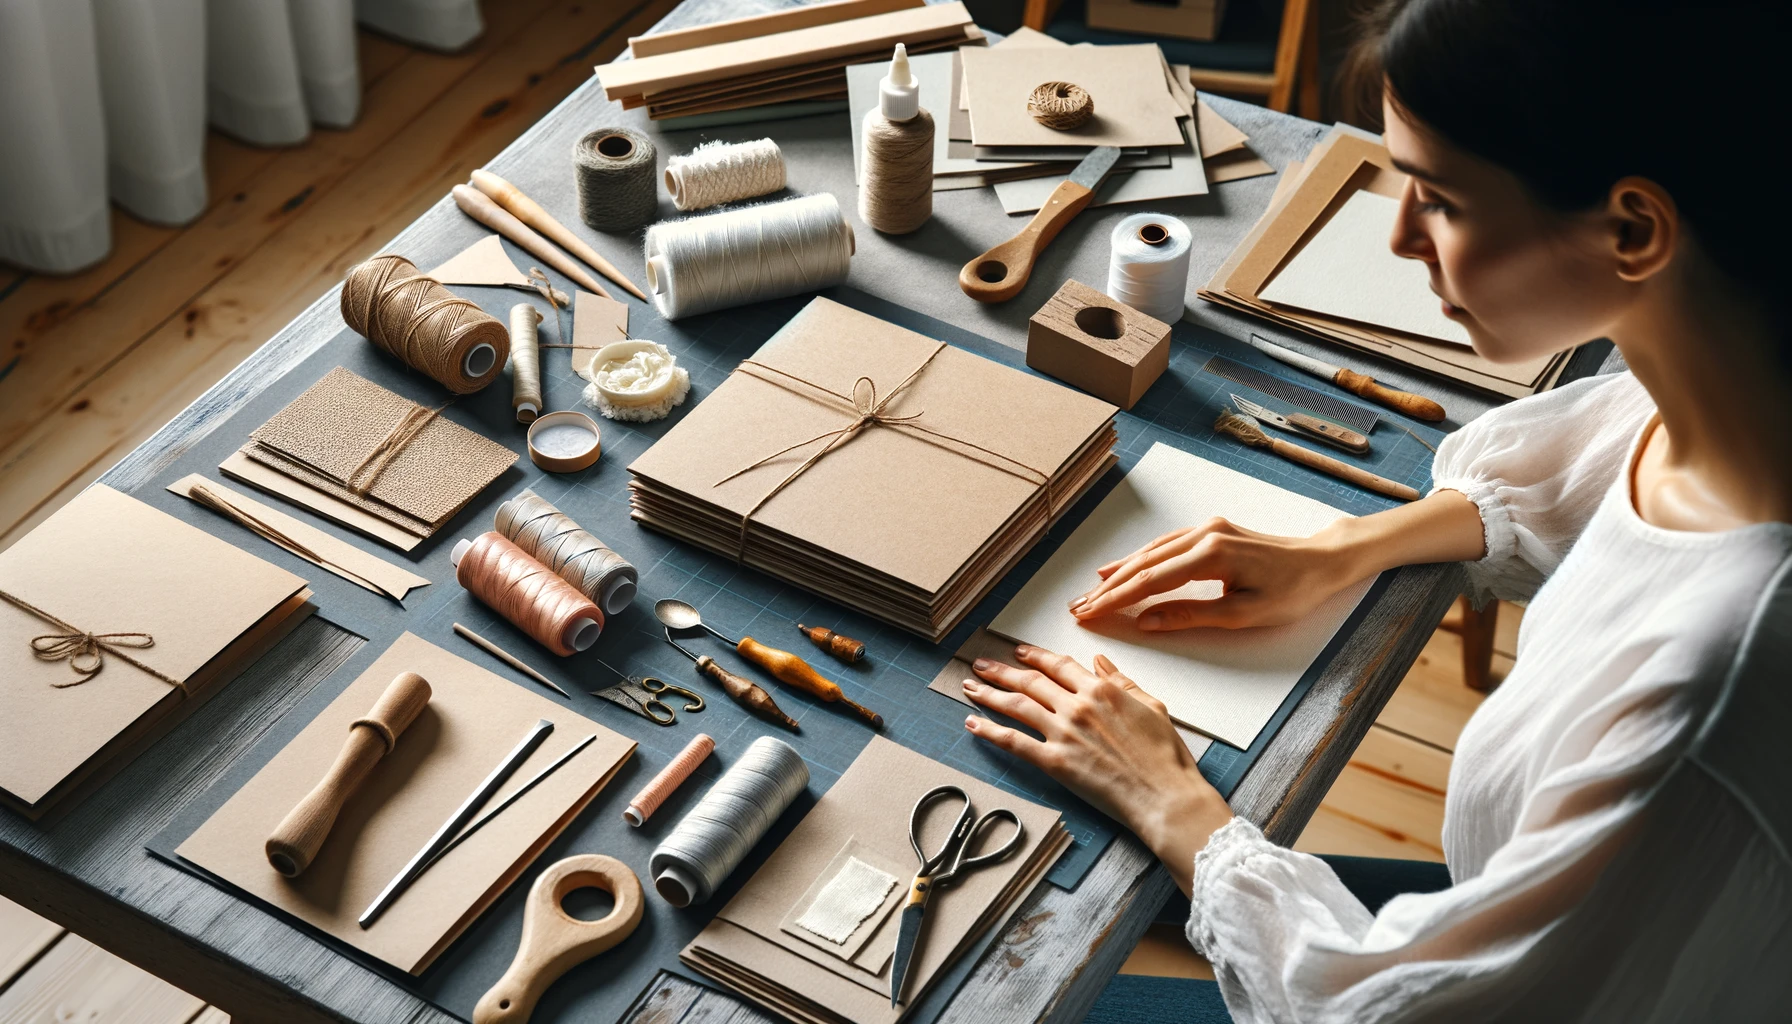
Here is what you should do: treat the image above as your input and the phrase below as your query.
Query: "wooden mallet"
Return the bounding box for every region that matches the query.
[265,671,432,877]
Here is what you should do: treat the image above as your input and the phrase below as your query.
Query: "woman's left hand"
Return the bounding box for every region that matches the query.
[962,645,1234,895]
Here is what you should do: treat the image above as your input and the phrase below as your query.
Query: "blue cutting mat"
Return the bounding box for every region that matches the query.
[142,266,1443,1024]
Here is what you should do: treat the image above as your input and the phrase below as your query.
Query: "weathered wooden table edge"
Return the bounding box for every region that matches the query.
[0,23,1498,1024]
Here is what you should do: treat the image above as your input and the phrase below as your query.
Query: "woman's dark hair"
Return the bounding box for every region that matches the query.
[1348,0,1781,352]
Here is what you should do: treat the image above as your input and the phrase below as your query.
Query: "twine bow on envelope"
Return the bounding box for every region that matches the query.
[1,589,185,692]
[714,343,1060,560]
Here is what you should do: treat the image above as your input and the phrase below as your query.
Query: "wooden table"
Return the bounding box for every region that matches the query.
[0,3,1609,1021]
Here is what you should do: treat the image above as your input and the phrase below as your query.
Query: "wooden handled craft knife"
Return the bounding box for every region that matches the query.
[959,146,1122,303]
[1246,334,1447,423]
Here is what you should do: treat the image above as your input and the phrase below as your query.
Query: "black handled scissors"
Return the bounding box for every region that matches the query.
[889,784,1025,1007]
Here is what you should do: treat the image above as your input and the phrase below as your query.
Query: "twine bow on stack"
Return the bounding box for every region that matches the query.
[2,589,182,691]
[714,344,1058,560]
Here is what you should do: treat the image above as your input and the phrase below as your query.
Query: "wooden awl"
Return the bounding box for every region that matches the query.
[266,671,431,877]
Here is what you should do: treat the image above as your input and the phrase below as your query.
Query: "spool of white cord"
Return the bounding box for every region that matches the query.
[643,193,855,321]
[649,736,809,907]
[665,138,786,212]
[1106,213,1192,324]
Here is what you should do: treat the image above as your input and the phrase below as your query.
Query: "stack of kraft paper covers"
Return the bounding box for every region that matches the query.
[627,297,1117,642]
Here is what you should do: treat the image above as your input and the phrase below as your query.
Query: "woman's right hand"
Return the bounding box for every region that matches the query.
[1068,491,1490,631]
[1067,516,1367,631]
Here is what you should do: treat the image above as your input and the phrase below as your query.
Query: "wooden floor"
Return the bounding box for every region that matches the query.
[0,0,1517,1011]
[0,0,679,553]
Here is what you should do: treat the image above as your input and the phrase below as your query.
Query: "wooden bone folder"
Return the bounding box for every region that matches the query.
[265,671,432,877]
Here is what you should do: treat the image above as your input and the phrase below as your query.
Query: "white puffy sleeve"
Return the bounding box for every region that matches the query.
[1428,372,1655,604]
[1182,635,1767,1024]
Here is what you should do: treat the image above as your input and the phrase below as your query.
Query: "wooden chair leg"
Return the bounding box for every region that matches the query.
[1459,599,1499,693]
[1266,0,1313,111]
[1297,1,1322,120]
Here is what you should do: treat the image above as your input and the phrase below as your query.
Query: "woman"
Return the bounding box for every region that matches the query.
[962,0,1791,1019]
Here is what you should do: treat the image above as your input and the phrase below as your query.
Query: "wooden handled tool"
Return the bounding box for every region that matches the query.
[798,623,866,663]
[958,146,1121,304]
[469,170,647,301]
[266,671,431,877]
[451,184,611,299]
[1214,411,1420,502]
[1246,334,1446,423]
[735,637,884,729]
[1333,368,1446,423]
[473,855,644,1024]
[662,630,799,730]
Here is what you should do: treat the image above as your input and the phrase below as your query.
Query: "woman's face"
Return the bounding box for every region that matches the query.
[1382,97,1632,364]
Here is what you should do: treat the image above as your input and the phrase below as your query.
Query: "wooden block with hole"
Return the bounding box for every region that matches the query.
[1026,278,1169,411]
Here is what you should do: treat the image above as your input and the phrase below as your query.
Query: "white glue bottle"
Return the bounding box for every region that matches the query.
[859,43,934,234]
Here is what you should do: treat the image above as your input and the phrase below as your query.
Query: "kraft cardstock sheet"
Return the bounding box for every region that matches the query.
[0,484,310,816]
[175,632,637,975]
[960,44,1187,149]
[987,443,1374,749]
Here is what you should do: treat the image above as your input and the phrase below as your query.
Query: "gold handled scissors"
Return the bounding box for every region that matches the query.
[889,785,1025,1007]
[590,659,704,725]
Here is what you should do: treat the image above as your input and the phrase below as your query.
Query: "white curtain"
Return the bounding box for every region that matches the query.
[0,0,484,274]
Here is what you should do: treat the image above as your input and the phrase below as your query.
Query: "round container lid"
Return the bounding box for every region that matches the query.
[526,410,602,473]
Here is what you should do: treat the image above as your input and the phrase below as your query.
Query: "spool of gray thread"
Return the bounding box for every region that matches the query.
[575,128,658,232]
[649,736,809,907]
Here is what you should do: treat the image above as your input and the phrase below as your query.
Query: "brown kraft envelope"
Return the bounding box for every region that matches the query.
[175,632,637,974]
[627,297,1115,597]
[0,485,308,812]
[961,45,1187,149]
[707,737,1063,1001]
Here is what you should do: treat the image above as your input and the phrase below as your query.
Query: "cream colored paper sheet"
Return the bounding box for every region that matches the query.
[1259,188,1472,346]
[987,443,1373,748]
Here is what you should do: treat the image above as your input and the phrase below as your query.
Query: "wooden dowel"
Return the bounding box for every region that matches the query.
[450,185,611,299]
[468,170,648,301]
[265,671,431,877]
[1269,437,1420,501]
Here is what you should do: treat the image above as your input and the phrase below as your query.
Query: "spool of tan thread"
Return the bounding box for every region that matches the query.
[665,138,785,212]
[859,44,933,235]
[341,254,510,394]
[451,532,603,655]
[624,733,714,827]
[496,490,637,616]
[265,671,432,877]
[509,303,544,422]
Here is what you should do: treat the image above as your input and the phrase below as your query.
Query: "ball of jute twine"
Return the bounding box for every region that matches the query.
[575,128,658,232]
[340,253,509,394]
[1027,81,1094,131]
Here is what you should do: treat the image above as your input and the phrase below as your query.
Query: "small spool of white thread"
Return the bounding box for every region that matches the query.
[1107,213,1192,324]
[649,736,808,907]
[643,193,855,321]
[665,138,786,212]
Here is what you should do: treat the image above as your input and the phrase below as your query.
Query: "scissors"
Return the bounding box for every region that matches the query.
[590,659,704,725]
[890,785,1026,1007]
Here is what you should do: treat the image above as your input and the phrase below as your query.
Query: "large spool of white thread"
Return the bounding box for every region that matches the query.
[1106,213,1192,324]
[643,193,855,321]
[649,736,809,907]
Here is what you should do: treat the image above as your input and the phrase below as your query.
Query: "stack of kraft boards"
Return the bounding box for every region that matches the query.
[0,485,314,820]
[627,297,1117,642]
[595,0,985,121]
[1200,130,1571,399]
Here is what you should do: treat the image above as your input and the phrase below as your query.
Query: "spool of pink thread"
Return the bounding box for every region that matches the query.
[624,733,715,827]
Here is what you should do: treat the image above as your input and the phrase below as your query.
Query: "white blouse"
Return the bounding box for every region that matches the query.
[1185,371,1792,1022]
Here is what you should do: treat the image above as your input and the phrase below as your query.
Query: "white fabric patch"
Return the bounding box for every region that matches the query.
[795,856,900,945]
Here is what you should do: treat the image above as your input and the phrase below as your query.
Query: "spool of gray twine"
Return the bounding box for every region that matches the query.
[649,736,809,907]
[575,128,658,232]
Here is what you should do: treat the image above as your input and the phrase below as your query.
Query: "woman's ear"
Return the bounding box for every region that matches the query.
[1608,177,1678,283]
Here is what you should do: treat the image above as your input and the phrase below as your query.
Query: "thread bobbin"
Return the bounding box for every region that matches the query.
[624,733,714,826]
[576,128,658,232]
[341,253,510,393]
[649,736,808,907]
[643,193,855,320]
[665,138,786,212]
[451,531,603,655]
